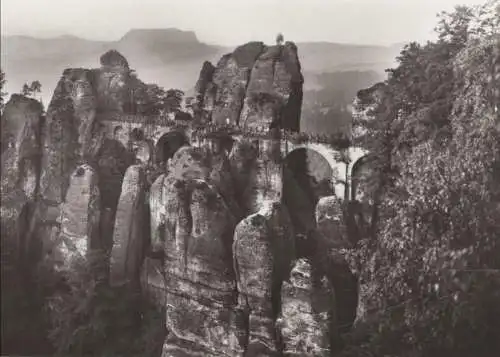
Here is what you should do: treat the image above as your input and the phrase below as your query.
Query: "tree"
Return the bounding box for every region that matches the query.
[21,80,42,99]
[21,83,31,96]
[0,69,6,112]
[164,89,184,113]
[30,80,42,96]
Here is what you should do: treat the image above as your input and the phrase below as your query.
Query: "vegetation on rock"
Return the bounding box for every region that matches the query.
[21,80,42,99]
[345,1,500,356]
[0,69,6,112]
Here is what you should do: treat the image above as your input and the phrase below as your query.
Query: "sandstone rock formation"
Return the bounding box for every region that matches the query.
[110,165,148,288]
[97,50,131,112]
[153,148,240,356]
[314,196,359,336]
[194,61,216,110]
[0,44,368,357]
[1,95,46,265]
[49,164,101,272]
[279,259,335,356]
[1,95,44,196]
[195,41,303,131]
[40,68,97,203]
[232,202,295,355]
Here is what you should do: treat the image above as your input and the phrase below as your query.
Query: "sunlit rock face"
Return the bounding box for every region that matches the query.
[48,164,100,272]
[110,165,148,289]
[229,137,283,216]
[194,41,303,131]
[40,68,98,203]
[149,173,169,254]
[208,42,266,126]
[96,50,131,112]
[1,95,44,199]
[229,138,260,214]
[240,43,303,131]
[145,145,242,356]
[279,258,335,356]
[194,61,216,112]
[161,180,239,356]
[232,202,295,356]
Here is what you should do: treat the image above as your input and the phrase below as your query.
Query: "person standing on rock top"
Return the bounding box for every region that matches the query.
[276,32,284,46]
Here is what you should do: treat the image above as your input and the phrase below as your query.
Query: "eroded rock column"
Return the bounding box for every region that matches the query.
[110,165,148,289]
[49,164,100,272]
[232,202,295,356]
[149,146,241,356]
[279,259,335,356]
[230,136,283,216]
[314,196,359,337]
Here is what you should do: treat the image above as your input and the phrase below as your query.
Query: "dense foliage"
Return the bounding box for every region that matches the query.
[346,1,500,356]
[128,72,185,116]
[21,80,42,98]
[0,69,6,112]
[45,252,165,357]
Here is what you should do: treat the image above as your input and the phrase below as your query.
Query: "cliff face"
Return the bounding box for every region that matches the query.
[1,95,45,265]
[195,41,304,131]
[1,44,362,356]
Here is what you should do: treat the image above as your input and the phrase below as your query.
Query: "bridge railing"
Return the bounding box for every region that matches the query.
[97,112,352,149]
[191,124,352,148]
[97,112,194,128]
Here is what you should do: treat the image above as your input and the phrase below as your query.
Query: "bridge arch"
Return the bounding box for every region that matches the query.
[154,131,190,165]
[284,142,349,199]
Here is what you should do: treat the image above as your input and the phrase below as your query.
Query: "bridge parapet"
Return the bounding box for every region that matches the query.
[96,113,369,201]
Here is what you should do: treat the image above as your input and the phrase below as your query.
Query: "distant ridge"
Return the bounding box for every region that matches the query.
[0,28,402,108]
[119,28,200,44]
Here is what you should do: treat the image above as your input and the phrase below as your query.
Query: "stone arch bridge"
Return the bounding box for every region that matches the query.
[98,113,369,202]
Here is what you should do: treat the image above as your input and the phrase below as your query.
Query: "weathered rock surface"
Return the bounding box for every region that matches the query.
[194,61,216,109]
[0,43,368,357]
[232,202,295,355]
[1,95,45,198]
[209,42,266,126]
[39,50,135,205]
[240,43,303,131]
[40,68,97,203]
[149,173,169,254]
[110,165,148,288]
[313,196,359,336]
[195,41,303,131]
[229,138,260,214]
[230,137,282,215]
[49,164,100,272]
[144,145,242,356]
[0,95,45,265]
[0,189,30,263]
[167,145,240,217]
[279,258,334,356]
[315,196,351,252]
[161,181,239,356]
[96,50,131,112]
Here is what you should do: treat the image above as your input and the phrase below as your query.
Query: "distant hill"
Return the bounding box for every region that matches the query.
[1,29,402,100]
[0,29,403,134]
[0,29,227,105]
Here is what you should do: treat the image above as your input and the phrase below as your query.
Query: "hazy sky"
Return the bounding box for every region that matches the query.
[1,0,489,45]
